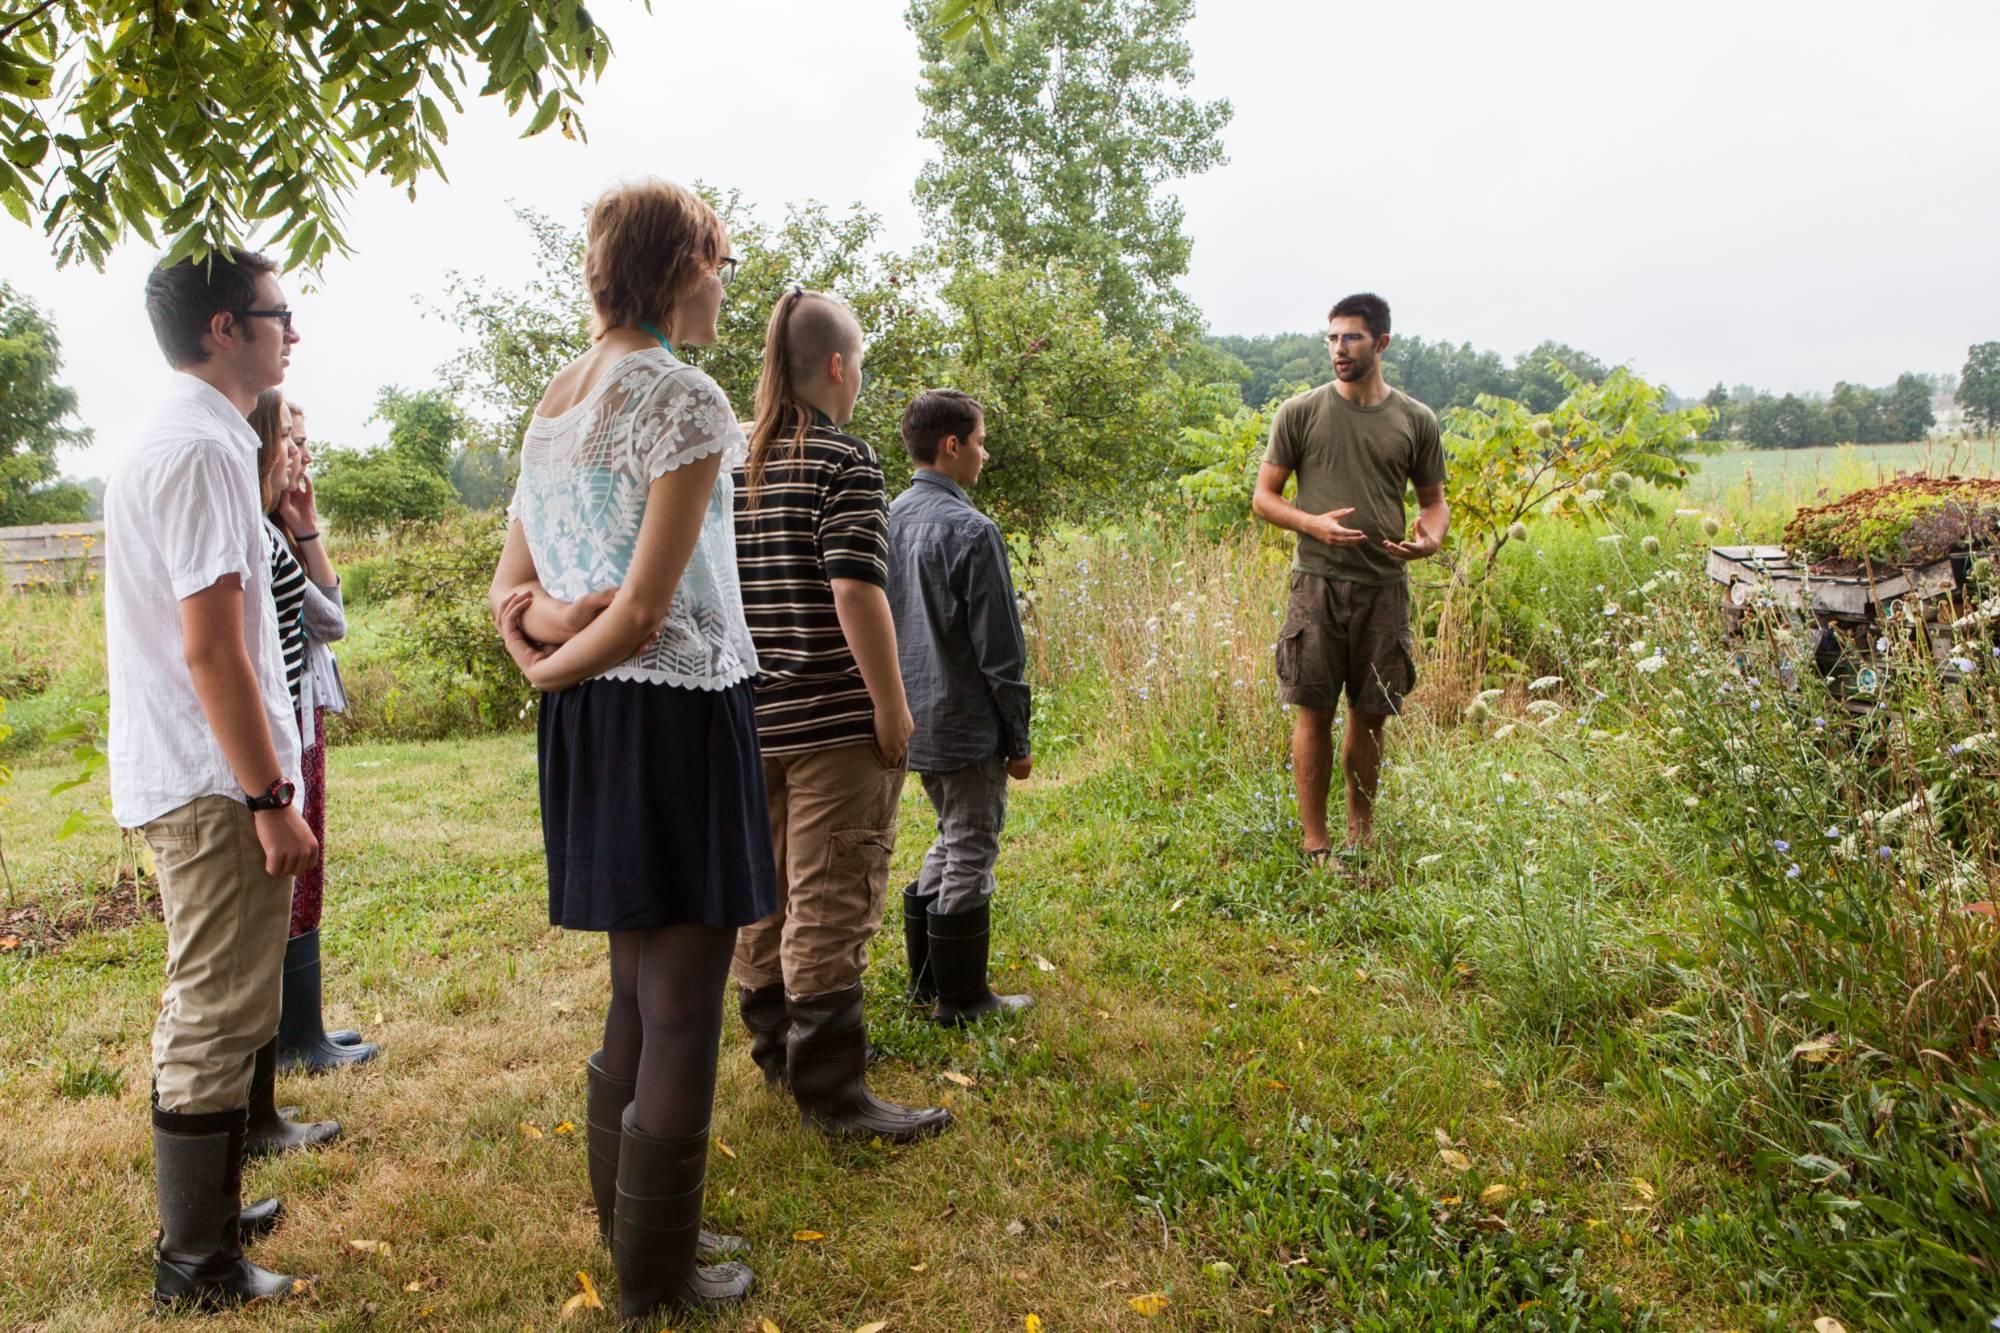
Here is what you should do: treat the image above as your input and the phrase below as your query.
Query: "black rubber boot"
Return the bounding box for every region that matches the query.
[902,881,937,1006]
[612,1107,753,1320]
[928,901,1033,1028]
[152,1103,304,1309]
[277,928,381,1075]
[737,983,790,1088]
[785,984,953,1143]
[585,1052,746,1260]
[245,1038,340,1158]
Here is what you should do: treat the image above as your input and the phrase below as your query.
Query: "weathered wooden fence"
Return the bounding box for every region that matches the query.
[0,522,105,591]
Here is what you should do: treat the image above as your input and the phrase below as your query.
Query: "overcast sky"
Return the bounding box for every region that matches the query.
[5,0,1997,479]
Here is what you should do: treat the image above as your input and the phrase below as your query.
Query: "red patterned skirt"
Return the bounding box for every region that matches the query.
[288,707,328,938]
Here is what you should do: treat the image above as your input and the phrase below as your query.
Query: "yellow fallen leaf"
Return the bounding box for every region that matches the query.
[1304,983,1323,995]
[909,1263,927,1273]
[348,1239,392,1255]
[1813,1321,1847,1333]
[553,1121,575,1136]
[1025,1316,1045,1333]
[1252,1308,1275,1317]
[792,1230,826,1243]
[1792,1037,1839,1064]
[1438,1195,1462,1205]
[519,1122,543,1139]
[941,1071,975,1087]
[1266,1079,1288,1090]
[714,1137,737,1160]
[1129,1292,1171,1317]
[0,934,21,952]
[1480,1184,1516,1207]
[1033,954,1056,972]
[1433,1127,1455,1149]
[574,1270,604,1310]
[1439,1149,1473,1171]
[1630,1177,1657,1202]
[762,1320,782,1333]
[855,1323,889,1333]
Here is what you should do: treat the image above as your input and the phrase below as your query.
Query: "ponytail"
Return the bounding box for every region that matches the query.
[744,287,862,512]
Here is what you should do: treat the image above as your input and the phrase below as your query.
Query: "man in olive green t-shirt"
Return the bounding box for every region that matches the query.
[1251,292,1450,865]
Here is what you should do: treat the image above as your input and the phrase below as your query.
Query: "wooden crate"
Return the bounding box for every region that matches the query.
[1705,544,1957,619]
[0,521,106,591]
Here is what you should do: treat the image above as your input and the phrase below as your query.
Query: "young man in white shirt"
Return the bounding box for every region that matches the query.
[105,247,316,1309]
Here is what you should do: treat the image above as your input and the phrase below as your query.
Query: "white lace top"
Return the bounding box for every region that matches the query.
[508,348,758,690]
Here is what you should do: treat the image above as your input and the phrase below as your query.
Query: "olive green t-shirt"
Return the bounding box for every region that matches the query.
[1263,382,1446,587]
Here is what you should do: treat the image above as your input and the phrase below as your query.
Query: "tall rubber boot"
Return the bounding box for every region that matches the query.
[784,984,952,1143]
[585,1052,746,1259]
[902,881,937,1005]
[737,984,790,1087]
[245,1038,340,1158]
[277,928,380,1074]
[612,1107,753,1320]
[928,901,1033,1028]
[152,1104,304,1309]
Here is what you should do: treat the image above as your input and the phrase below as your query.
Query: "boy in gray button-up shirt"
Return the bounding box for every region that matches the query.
[886,390,1034,1028]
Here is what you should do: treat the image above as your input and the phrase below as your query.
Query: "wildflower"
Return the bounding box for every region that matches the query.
[1683,795,1700,809]
[1824,825,1840,839]
[1507,521,1530,542]
[1666,726,1685,742]
[1641,535,1661,555]
[1582,488,1607,505]
[1786,864,1802,880]
[1773,839,1790,853]
[1477,687,1506,705]
[1813,716,1826,731]
[1878,846,1895,859]
[1529,676,1561,692]
[1749,698,1761,711]
[1701,516,1721,537]
[1950,657,1976,673]
[1602,602,1620,617]
[1491,723,1517,741]
[1610,471,1634,491]
[1526,699,1562,718]
[1637,653,1667,675]
[1415,853,1445,867]
[1465,699,1490,722]
[1736,764,1760,782]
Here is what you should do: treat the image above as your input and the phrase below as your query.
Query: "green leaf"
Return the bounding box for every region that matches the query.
[521,88,560,138]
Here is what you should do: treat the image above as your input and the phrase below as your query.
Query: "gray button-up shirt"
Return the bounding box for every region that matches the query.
[887,470,1032,773]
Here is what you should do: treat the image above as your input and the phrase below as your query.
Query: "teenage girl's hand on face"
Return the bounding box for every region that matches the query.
[1006,755,1033,781]
[874,702,914,769]
[497,590,555,679]
[1305,507,1371,548]
[274,471,319,538]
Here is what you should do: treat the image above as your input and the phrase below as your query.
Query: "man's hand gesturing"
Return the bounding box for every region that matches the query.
[1381,515,1441,562]
[1305,506,1371,548]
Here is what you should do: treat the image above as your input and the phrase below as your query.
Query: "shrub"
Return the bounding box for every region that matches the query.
[366,511,529,733]
[315,446,457,535]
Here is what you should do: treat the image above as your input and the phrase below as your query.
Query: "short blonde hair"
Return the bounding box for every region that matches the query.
[583,179,726,336]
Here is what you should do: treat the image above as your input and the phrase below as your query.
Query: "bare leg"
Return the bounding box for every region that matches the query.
[1291,705,1336,853]
[1342,710,1391,847]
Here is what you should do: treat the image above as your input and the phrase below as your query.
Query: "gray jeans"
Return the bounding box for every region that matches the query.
[915,756,1010,916]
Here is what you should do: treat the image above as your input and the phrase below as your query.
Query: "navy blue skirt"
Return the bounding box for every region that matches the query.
[537,677,779,932]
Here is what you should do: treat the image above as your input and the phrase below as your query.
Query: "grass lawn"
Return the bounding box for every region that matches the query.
[1689,439,2000,509]
[1,709,1848,1332]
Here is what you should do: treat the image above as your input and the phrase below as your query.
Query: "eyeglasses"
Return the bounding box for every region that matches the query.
[717,257,738,288]
[242,308,295,332]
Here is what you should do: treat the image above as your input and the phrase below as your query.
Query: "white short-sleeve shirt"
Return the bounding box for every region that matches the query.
[507,349,759,690]
[104,373,300,827]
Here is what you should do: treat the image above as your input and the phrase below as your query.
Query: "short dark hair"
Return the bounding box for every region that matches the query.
[1327,292,1391,339]
[900,389,984,465]
[145,248,278,368]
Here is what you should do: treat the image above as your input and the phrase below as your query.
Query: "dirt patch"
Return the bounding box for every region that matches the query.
[0,872,162,958]
[1782,475,2000,571]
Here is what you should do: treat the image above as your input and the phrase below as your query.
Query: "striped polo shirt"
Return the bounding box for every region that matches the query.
[732,416,888,756]
[265,522,308,705]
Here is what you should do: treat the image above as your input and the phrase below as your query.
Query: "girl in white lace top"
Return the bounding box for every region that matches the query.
[486,178,773,1321]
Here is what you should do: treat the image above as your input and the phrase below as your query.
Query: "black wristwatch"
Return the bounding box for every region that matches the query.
[246,779,296,812]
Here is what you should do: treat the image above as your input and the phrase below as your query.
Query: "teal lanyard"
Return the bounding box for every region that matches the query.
[639,322,674,355]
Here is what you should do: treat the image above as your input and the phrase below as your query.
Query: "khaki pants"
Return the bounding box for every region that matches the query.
[731,741,904,997]
[142,796,293,1114]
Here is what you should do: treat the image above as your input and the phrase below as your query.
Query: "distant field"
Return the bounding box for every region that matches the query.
[1688,438,2000,511]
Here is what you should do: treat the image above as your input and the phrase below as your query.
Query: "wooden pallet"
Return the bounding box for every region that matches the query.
[1705,544,1957,619]
[0,521,106,591]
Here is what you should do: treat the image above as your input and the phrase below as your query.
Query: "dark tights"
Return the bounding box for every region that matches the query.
[600,924,737,1139]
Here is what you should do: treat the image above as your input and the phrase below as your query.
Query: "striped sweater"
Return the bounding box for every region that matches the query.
[265,521,307,705]
[732,419,888,756]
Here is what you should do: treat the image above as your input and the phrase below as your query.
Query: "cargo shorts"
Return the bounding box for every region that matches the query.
[1274,571,1416,716]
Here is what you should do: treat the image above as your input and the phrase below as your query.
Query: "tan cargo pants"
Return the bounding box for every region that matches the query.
[731,741,905,998]
[141,796,293,1113]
